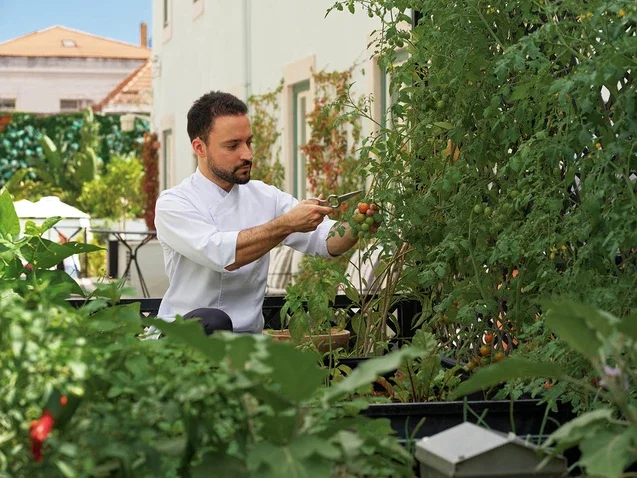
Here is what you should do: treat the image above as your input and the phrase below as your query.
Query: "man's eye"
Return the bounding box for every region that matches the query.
[227,144,238,150]
[247,141,253,148]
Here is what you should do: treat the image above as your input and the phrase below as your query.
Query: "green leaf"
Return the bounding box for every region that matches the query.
[260,412,299,444]
[24,217,63,236]
[324,347,428,403]
[90,303,142,335]
[153,437,186,457]
[289,311,309,343]
[125,354,149,376]
[0,189,20,237]
[262,341,325,403]
[37,269,85,296]
[450,357,563,400]
[191,452,249,478]
[618,313,637,341]
[578,427,637,478]
[247,439,334,478]
[21,237,102,268]
[145,316,226,363]
[543,301,604,360]
[40,135,63,172]
[55,460,78,478]
[543,408,614,452]
[433,121,453,130]
[223,333,259,369]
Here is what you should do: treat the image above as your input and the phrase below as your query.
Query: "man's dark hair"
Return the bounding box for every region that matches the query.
[187,91,248,143]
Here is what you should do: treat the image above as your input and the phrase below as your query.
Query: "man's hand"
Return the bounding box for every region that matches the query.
[281,199,334,233]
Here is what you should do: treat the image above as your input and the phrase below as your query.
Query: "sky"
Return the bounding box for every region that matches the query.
[0,0,152,46]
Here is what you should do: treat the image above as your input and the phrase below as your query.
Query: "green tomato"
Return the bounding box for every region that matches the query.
[354,212,366,224]
[373,213,383,223]
[360,223,370,232]
[473,204,483,215]
[483,206,493,217]
[365,217,375,225]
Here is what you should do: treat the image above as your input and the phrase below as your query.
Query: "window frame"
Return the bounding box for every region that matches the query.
[59,98,93,113]
[0,98,16,112]
[162,129,173,189]
[292,80,311,199]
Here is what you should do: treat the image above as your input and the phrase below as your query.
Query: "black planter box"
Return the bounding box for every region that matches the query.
[360,399,574,441]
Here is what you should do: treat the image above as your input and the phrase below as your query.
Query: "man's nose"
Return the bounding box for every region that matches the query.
[240,143,253,160]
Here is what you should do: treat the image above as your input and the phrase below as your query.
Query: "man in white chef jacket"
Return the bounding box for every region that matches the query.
[154,91,363,334]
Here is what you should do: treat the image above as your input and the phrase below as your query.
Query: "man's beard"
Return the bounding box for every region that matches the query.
[206,155,251,185]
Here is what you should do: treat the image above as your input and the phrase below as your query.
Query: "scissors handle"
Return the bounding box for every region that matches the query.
[307,195,339,207]
[307,190,364,208]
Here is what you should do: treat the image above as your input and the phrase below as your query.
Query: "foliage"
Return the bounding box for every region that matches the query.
[247,82,285,190]
[0,195,421,476]
[375,329,462,402]
[451,301,637,477]
[301,67,366,219]
[0,111,148,188]
[0,288,424,476]
[329,0,637,370]
[78,154,145,222]
[4,109,101,207]
[141,132,160,230]
[0,189,102,294]
[280,255,350,342]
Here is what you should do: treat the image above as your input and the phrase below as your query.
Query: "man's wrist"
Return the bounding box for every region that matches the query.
[271,214,294,236]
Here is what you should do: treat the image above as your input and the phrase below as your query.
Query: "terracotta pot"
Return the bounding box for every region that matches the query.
[263,328,351,353]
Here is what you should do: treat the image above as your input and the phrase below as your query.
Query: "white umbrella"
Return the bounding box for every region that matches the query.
[13,199,40,218]
[32,196,90,222]
[22,197,92,278]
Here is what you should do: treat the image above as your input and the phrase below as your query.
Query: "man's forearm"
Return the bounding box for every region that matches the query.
[326,222,358,256]
[225,217,293,271]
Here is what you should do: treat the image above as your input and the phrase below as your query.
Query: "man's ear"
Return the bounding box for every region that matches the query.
[192,137,206,158]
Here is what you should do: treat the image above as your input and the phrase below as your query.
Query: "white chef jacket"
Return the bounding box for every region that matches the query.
[154,168,336,333]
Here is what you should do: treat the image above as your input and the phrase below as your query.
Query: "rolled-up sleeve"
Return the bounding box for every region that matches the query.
[155,193,239,271]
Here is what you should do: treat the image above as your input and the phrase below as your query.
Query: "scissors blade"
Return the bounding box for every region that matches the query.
[336,189,364,204]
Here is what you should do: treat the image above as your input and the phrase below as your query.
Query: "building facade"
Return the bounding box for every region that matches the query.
[151,0,403,194]
[0,25,150,115]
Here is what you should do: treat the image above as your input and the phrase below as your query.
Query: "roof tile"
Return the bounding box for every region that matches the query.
[0,25,150,59]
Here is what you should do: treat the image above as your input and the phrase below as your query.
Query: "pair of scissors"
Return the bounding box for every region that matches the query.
[308,189,364,208]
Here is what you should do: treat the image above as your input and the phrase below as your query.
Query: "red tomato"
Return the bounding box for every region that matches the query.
[358,202,370,214]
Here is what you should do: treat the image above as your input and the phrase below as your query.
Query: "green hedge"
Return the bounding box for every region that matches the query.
[0,112,149,186]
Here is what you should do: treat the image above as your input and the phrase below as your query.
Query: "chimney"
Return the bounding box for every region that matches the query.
[140,22,148,47]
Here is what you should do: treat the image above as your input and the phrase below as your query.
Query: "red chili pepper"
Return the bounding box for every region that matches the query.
[30,409,55,462]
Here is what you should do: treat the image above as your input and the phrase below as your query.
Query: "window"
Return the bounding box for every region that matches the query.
[59,99,93,112]
[162,129,173,189]
[61,39,77,48]
[379,49,409,129]
[0,98,16,112]
[163,0,169,27]
[283,55,315,195]
[292,80,311,199]
[162,0,172,42]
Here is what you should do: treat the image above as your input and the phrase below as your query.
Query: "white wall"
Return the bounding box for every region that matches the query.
[0,57,145,113]
[152,0,384,190]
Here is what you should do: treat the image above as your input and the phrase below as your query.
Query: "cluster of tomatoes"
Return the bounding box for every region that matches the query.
[349,202,383,239]
[464,332,506,372]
